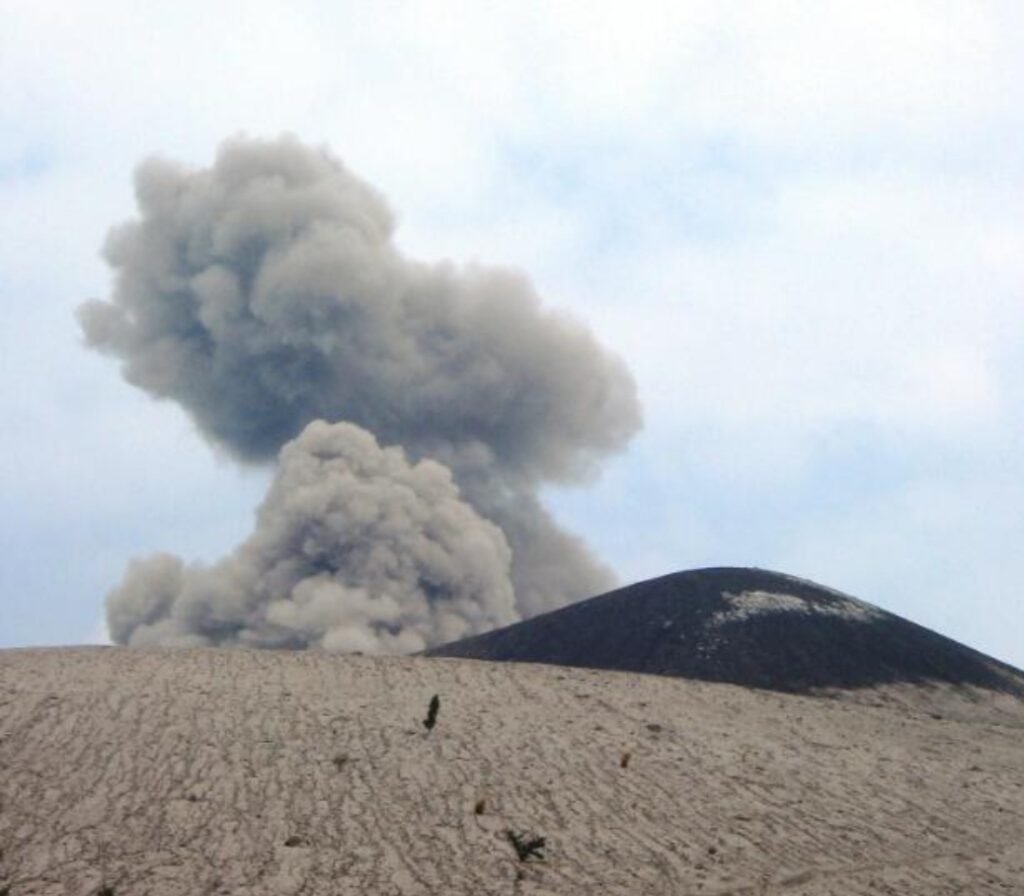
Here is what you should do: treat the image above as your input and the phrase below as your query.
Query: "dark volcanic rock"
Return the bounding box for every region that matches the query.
[427,567,1024,695]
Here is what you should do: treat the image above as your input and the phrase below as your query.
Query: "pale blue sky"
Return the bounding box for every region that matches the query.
[2,1,1023,665]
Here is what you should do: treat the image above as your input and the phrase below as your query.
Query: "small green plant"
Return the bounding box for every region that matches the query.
[423,694,440,731]
[506,830,545,862]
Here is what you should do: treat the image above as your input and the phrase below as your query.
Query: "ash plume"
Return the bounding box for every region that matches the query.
[82,135,641,651]
[107,421,516,653]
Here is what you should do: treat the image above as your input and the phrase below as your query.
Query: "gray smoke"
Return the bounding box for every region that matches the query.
[107,421,517,653]
[82,135,641,651]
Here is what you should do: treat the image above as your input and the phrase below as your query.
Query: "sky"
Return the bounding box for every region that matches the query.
[2,1,1023,666]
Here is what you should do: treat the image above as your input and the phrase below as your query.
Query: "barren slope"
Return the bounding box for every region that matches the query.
[2,647,1023,895]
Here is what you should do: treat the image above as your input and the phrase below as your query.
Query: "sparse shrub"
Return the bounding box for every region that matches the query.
[506,830,545,862]
[332,754,348,771]
[97,887,115,896]
[620,749,632,769]
[474,797,487,815]
[423,694,440,731]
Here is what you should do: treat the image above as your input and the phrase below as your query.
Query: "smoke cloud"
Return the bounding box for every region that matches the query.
[107,421,517,653]
[82,135,641,651]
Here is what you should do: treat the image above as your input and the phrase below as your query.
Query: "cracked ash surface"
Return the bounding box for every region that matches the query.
[2,647,1024,894]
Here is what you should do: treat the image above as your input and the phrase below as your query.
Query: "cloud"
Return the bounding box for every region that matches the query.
[107,420,517,653]
[83,135,640,648]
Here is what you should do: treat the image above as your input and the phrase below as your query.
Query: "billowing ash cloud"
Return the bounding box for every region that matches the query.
[81,135,641,651]
[107,421,517,653]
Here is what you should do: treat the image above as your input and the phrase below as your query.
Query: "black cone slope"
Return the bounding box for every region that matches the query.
[427,567,1024,695]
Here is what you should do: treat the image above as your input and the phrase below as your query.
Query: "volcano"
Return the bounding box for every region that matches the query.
[426,567,1024,695]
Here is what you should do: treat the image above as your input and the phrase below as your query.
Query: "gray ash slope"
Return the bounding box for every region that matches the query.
[427,567,1024,695]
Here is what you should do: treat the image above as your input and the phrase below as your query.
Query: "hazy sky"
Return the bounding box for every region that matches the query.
[3,2,1023,666]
